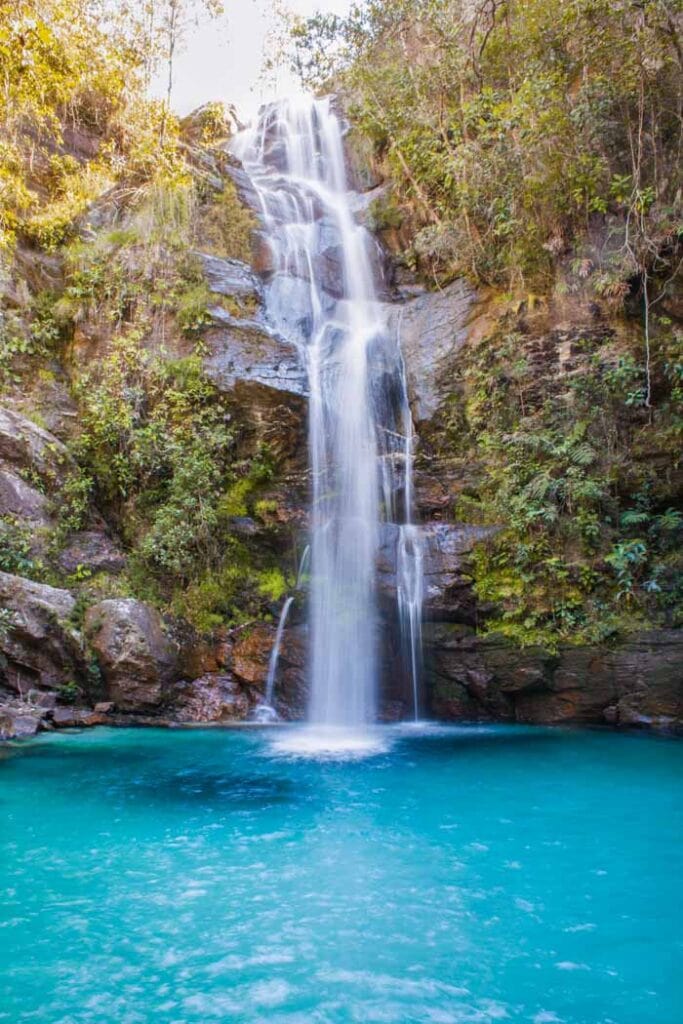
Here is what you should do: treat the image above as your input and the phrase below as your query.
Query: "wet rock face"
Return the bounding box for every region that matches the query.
[378,522,497,623]
[385,279,476,423]
[274,625,308,720]
[197,249,308,402]
[423,625,683,730]
[202,318,307,398]
[215,620,308,721]
[85,599,178,712]
[0,571,83,695]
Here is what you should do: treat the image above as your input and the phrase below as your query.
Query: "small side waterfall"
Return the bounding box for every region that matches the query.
[235,96,423,730]
[396,314,424,721]
[253,595,294,723]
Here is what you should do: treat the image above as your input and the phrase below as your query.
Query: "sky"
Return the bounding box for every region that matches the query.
[149,0,353,125]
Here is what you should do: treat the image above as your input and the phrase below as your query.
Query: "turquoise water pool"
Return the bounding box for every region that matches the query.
[1,724,681,1023]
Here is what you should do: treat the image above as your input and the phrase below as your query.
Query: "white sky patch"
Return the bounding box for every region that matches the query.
[150,0,353,123]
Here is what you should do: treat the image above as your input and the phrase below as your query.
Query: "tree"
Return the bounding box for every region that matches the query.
[157,0,224,144]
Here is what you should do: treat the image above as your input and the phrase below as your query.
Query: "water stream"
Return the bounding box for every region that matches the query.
[396,312,424,721]
[234,97,422,730]
[253,596,294,723]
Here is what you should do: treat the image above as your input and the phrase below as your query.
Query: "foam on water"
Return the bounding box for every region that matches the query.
[268,725,390,760]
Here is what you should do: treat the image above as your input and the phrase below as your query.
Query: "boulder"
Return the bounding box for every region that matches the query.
[0,701,47,739]
[85,599,178,711]
[0,571,82,694]
[57,531,126,575]
[51,706,106,728]
[0,407,71,481]
[0,469,50,523]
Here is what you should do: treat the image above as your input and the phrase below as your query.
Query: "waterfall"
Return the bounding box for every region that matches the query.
[234,96,423,729]
[255,593,294,720]
[397,318,424,721]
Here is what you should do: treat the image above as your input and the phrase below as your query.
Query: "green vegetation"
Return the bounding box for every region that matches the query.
[291,1,681,310]
[425,319,682,647]
[0,1,285,636]
[0,517,44,578]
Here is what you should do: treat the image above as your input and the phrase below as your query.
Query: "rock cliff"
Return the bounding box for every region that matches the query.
[0,102,680,739]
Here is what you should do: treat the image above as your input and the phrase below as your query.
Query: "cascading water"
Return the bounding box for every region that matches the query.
[234,96,423,730]
[253,595,294,723]
[396,316,424,722]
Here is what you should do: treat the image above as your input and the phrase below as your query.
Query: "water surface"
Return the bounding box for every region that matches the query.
[1,725,681,1023]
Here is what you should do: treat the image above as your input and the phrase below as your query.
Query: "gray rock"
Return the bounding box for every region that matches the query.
[384,279,477,422]
[172,673,250,722]
[225,164,262,214]
[85,599,178,711]
[342,125,383,192]
[57,531,126,575]
[194,251,263,301]
[202,318,307,397]
[421,524,498,616]
[0,702,45,739]
[348,184,391,226]
[0,571,81,694]
[265,274,336,341]
[0,407,71,480]
[0,469,50,523]
[51,706,106,728]
[378,522,497,621]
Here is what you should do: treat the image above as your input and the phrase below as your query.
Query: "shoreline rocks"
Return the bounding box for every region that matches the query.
[85,599,179,712]
[424,626,683,730]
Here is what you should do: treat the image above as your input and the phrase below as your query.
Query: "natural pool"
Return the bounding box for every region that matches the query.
[1,725,681,1024]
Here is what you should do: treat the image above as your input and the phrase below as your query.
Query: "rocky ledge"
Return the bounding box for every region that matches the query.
[0,570,308,739]
[1,553,681,739]
[424,625,683,730]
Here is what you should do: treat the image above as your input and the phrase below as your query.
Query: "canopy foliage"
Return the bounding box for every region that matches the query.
[291,0,682,294]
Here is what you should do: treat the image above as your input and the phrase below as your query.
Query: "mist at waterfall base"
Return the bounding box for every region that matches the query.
[234,97,422,743]
[2,725,681,1024]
